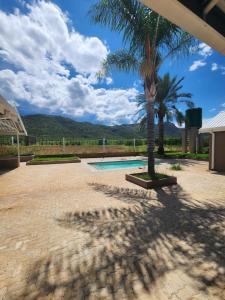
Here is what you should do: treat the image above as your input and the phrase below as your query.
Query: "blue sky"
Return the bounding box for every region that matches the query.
[0,0,224,125]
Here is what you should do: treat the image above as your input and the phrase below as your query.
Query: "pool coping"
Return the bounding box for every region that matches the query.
[88,158,147,169]
[83,156,164,172]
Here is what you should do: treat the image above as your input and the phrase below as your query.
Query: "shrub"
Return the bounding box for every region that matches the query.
[0,146,17,157]
[170,163,182,171]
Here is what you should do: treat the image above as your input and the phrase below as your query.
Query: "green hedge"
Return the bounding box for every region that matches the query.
[36,153,76,158]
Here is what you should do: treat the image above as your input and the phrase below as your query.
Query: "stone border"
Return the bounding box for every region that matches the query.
[126,173,177,189]
[20,155,35,162]
[0,157,19,169]
[26,158,81,165]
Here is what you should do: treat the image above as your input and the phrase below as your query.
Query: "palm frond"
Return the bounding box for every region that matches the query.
[139,116,147,131]
[90,0,196,65]
[103,50,139,74]
[179,99,195,108]
[136,73,194,127]
[160,32,198,67]
[173,107,185,126]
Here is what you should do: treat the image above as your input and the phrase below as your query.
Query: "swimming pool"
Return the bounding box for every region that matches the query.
[88,159,147,170]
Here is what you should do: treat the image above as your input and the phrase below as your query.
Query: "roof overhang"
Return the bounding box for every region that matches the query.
[0,95,27,136]
[140,0,225,55]
[199,111,225,133]
[199,126,225,133]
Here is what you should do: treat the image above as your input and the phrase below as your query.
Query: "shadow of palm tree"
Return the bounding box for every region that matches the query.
[88,183,151,203]
[11,184,225,299]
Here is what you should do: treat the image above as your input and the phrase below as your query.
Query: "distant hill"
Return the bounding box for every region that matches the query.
[22,114,181,139]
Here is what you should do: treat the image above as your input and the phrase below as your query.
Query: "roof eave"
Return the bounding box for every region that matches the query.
[140,0,225,55]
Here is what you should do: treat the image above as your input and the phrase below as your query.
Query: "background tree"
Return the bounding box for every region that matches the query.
[137,73,194,155]
[90,0,196,177]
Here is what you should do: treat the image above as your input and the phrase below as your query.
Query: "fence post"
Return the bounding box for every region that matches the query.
[103,138,106,152]
[133,138,136,152]
[63,137,65,153]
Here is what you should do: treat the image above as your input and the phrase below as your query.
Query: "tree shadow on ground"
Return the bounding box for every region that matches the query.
[10,184,225,299]
[88,183,151,204]
[0,169,13,176]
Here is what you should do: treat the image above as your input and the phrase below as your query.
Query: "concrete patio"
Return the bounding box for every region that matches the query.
[0,158,224,299]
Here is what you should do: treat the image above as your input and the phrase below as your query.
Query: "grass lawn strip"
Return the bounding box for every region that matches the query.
[33,155,78,162]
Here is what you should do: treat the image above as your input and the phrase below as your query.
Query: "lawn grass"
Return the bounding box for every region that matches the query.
[33,155,79,161]
[134,172,169,181]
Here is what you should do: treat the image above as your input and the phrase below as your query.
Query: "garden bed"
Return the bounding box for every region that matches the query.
[126,172,177,189]
[78,151,143,158]
[27,154,81,165]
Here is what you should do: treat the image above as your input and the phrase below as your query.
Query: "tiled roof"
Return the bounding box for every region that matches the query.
[200,111,225,133]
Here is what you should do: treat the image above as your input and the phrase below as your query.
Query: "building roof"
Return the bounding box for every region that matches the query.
[199,110,225,133]
[0,95,27,136]
[140,0,225,55]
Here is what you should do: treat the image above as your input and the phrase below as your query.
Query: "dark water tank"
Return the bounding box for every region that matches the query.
[185,108,202,129]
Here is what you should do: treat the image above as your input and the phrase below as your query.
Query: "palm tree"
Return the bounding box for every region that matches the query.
[137,73,194,155]
[89,0,196,177]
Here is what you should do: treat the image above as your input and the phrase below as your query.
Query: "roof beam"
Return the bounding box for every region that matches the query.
[218,0,225,14]
[204,0,219,17]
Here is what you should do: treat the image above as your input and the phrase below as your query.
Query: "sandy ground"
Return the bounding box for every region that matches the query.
[0,157,224,300]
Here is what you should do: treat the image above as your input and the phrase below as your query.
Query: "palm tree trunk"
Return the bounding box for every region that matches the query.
[146,86,156,177]
[157,115,164,155]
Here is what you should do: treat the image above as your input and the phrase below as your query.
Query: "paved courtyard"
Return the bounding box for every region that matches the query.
[0,157,225,300]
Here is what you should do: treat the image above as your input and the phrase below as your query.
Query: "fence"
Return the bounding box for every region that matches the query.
[0,135,36,145]
[0,135,182,146]
[0,136,184,157]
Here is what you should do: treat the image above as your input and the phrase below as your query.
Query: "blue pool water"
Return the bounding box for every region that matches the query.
[88,159,147,170]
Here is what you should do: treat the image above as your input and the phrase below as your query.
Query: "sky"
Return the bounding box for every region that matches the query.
[0,0,224,126]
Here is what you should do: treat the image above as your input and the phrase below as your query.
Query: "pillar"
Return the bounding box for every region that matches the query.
[182,129,187,153]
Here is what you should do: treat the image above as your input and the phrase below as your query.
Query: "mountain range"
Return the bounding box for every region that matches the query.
[22,114,181,139]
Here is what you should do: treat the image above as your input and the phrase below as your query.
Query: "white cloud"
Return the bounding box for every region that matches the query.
[222,103,225,108]
[0,0,139,124]
[192,43,225,75]
[211,63,218,71]
[0,68,139,124]
[209,108,216,112]
[189,60,206,71]
[198,43,213,57]
[174,121,184,129]
[0,1,108,74]
[105,77,113,85]
[189,43,215,72]
[211,63,225,75]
